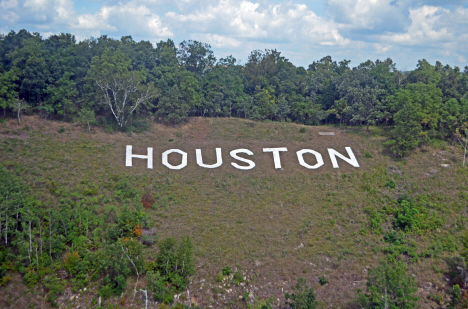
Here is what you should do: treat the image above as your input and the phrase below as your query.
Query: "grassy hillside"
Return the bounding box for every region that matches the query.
[0,116,467,308]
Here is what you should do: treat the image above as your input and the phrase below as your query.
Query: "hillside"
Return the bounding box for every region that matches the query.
[0,116,467,308]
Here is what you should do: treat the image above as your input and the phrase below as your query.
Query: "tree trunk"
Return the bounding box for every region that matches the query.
[29,221,32,264]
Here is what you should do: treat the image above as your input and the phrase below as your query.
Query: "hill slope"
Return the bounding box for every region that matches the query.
[0,116,467,308]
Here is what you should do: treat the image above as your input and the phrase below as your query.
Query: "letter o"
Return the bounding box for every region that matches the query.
[162,149,187,170]
[296,149,324,169]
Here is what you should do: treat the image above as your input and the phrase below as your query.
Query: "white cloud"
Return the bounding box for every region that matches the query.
[192,33,242,48]
[0,0,467,68]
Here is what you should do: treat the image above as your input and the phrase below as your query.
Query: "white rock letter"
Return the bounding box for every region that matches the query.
[126,145,153,169]
[196,148,223,168]
[263,148,288,169]
[230,149,255,170]
[327,147,360,168]
[162,149,187,170]
[296,149,324,169]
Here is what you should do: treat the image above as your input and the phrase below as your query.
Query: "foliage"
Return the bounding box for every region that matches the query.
[319,275,329,285]
[357,260,418,309]
[284,277,317,309]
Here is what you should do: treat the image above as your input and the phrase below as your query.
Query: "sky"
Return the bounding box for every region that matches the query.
[1,0,467,70]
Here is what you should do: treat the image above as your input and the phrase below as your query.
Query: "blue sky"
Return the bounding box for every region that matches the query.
[1,0,467,70]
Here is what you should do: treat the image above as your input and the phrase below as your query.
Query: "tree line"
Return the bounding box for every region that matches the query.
[1,29,468,156]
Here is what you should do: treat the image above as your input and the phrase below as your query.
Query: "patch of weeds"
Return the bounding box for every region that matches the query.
[58,127,65,134]
[233,270,244,285]
[319,275,329,285]
[247,297,273,309]
[299,127,306,133]
[43,275,65,306]
[385,180,396,189]
[365,208,384,234]
[363,152,372,158]
[382,230,418,262]
[419,235,457,258]
[222,266,232,276]
[394,199,443,233]
[428,293,443,305]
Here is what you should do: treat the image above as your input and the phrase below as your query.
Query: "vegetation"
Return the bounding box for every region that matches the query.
[357,260,418,309]
[1,28,468,308]
[284,277,317,309]
[1,29,467,156]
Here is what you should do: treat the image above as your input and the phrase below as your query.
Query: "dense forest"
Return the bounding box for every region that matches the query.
[1,29,467,157]
[1,29,468,308]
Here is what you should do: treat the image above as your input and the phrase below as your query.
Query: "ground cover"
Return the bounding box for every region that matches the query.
[0,116,467,308]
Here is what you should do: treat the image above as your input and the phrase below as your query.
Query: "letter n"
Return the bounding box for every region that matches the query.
[327,147,360,168]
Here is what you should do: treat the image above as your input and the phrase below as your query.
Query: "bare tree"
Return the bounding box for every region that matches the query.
[455,129,468,167]
[94,72,155,129]
[13,98,28,125]
[87,48,157,130]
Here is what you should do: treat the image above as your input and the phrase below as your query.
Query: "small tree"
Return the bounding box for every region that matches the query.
[13,98,28,125]
[357,260,418,309]
[285,277,317,309]
[77,108,95,132]
[455,127,468,167]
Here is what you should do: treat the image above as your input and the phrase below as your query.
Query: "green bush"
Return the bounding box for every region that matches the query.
[233,270,244,285]
[385,180,396,189]
[394,200,420,232]
[222,266,232,276]
[319,275,328,285]
[285,277,317,309]
[43,275,65,306]
[357,260,418,309]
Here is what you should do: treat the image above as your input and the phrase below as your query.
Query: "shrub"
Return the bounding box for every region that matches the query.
[141,192,155,209]
[357,260,418,309]
[132,224,143,238]
[299,128,306,133]
[233,270,244,285]
[385,180,396,189]
[43,275,65,306]
[394,200,420,232]
[319,275,328,285]
[285,277,317,309]
[154,237,195,292]
[363,152,372,158]
[222,266,232,276]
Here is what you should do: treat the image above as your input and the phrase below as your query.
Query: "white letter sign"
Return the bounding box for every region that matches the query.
[196,148,223,168]
[162,149,188,170]
[296,149,324,169]
[263,148,288,169]
[126,145,153,169]
[230,149,255,170]
[327,147,360,168]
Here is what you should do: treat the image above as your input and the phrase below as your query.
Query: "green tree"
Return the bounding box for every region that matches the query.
[45,71,78,120]
[284,277,317,309]
[0,69,19,117]
[357,260,418,309]
[177,40,216,76]
[77,107,95,132]
[385,82,442,156]
[156,85,188,125]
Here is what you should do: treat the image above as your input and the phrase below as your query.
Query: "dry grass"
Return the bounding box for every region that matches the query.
[0,115,467,308]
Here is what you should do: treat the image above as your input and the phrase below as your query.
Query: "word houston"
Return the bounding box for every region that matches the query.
[125,146,360,170]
